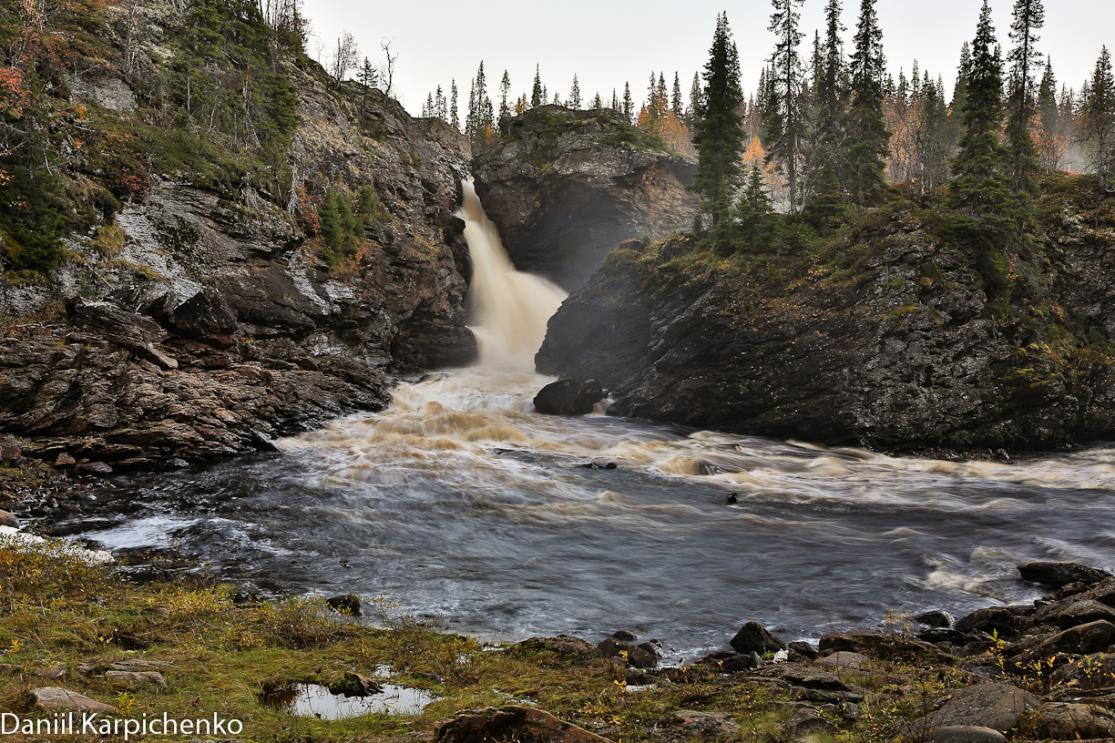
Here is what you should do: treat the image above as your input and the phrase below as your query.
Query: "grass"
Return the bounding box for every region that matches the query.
[0,535,991,742]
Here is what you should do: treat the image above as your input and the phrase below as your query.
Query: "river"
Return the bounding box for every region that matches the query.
[61,181,1115,662]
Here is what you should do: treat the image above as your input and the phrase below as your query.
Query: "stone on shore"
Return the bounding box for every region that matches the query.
[1019,562,1113,589]
[534,380,605,416]
[911,683,1039,735]
[27,687,117,714]
[730,621,785,655]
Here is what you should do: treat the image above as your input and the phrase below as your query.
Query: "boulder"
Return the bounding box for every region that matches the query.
[1019,562,1113,589]
[0,510,17,528]
[816,651,870,670]
[818,630,951,662]
[325,594,362,616]
[166,288,238,344]
[104,670,166,689]
[911,683,1039,734]
[534,380,605,416]
[596,638,658,669]
[434,706,613,743]
[673,709,738,739]
[512,636,600,663]
[730,621,785,655]
[1030,702,1115,740]
[787,641,819,660]
[955,606,1029,638]
[329,672,382,698]
[1021,620,1115,660]
[27,687,117,714]
[1036,598,1115,629]
[916,610,956,629]
[698,651,760,673]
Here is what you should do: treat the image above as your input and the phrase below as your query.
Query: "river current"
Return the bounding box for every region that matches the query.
[62,181,1115,662]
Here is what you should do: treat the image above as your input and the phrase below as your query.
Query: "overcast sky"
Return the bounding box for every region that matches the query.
[302,1,1114,117]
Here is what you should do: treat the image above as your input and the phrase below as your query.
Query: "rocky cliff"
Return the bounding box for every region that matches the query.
[538,178,1115,453]
[0,0,475,471]
[472,107,699,289]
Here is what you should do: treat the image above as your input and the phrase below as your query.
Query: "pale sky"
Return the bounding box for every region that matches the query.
[302,1,1114,117]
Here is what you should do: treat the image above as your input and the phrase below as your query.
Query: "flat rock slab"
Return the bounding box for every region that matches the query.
[816,651,870,669]
[927,726,1007,743]
[28,687,117,714]
[105,670,166,689]
[912,683,1039,734]
[1033,702,1115,740]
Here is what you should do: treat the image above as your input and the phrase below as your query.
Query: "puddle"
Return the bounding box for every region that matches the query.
[260,683,436,719]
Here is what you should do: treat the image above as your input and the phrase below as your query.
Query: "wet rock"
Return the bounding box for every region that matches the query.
[910,683,1039,735]
[730,621,785,655]
[0,510,17,528]
[513,636,600,662]
[105,670,166,689]
[699,651,761,673]
[788,641,818,660]
[434,705,613,743]
[325,594,362,616]
[926,726,1007,743]
[956,606,1029,638]
[596,637,658,669]
[26,687,117,714]
[1036,598,1115,629]
[609,630,637,642]
[1019,620,1115,661]
[534,379,605,416]
[165,288,238,345]
[1031,702,1115,740]
[1020,562,1113,589]
[916,610,956,629]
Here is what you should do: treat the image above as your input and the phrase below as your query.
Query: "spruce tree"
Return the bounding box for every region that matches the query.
[767,0,806,212]
[672,72,684,117]
[1005,0,1045,194]
[570,75,582,109]
[500,70,511,120]
[623,82,634,123]
[450,80,460,130]
[950,0,1012,227]
[1083,46,1115,191]
[737,164,774,245]
[1037,58,1060,171]
[688,72,704,126]
[693,12,746,238]
[846,0,889,205]
[592,92,603,110]
[531,65,543,108]
[804,0,847,217]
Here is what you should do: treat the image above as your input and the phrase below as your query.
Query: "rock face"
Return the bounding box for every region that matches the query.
[537,186,1115,452]
[472,106,699,289]
[0,24,476,470]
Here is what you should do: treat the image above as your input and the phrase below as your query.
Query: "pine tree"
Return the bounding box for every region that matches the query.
[569,75,582,109]
[693,12,746,237]
[623,82,634,123]
[767,0,806,212]
[531,65,543,108]
[500,70,511,120]
[846,0,889,205]
[1037,57,1061,171]
[950,0,1012,227]
[1005,0,1045,194]
[672,72,684,117]
[1083,46,1115,191]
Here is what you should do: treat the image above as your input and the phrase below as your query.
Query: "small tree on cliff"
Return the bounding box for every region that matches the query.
[1005,0,1045,196]
[693,12,745,241]
[950,1,1011,229]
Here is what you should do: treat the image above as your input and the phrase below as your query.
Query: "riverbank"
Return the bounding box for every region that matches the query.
[1,531,1114,742]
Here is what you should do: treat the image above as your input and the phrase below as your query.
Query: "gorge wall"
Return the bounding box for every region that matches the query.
[471,107,700,290]
[538,182,1115,454]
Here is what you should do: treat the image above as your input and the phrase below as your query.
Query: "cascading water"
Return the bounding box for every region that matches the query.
[63,180,1115,661]
[458,178,567,370]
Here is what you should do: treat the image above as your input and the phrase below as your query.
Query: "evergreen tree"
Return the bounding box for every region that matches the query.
[499,70,511,120]
[592,92,603,109]
[1083,46,1115,191]
[672,72,684,116]
[611,89,620,112]
[805,0,847,215]
[919,76,952,191]
[1005,0,1045,194]
[846,0,889,205]
[569,74,582,109]
[1037,57,1061,171]
[450,79,460,130]
[435,86,447,121]
[693,12,746,236]
[531,65,543,107]
[737,164,774,245]
[767,0,806,212]
[950,0,1012,227]
[623,82,634,123]
[688,72,704,126]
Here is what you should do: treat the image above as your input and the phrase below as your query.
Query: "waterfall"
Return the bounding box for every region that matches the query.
[457,179,567,371]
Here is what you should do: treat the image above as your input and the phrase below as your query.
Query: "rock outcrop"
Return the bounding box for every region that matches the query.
[472,106,699,289]
[538,184,1115,453]
[0,7,476,470]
